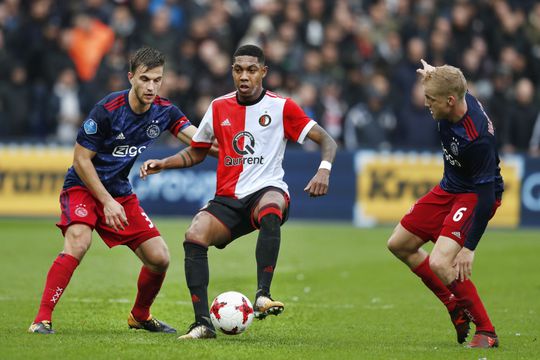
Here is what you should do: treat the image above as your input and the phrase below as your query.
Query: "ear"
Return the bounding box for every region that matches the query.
[127,72,134,84]
[261,65,268,79]
[447,95,456,106]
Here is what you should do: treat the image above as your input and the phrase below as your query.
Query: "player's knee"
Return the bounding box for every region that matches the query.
[64,226,92,258]
[428,255,448,275]
[184,227,210,247]
[387,235,406,257]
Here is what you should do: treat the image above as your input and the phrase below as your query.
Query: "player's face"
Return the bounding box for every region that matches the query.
[423,88,451,120]
[232,56,267,102]
[128,65,164,109]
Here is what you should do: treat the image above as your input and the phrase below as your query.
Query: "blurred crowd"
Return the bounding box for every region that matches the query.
[0,0,539,156]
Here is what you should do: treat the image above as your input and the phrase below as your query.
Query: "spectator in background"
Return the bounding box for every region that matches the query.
[51,68,82,144]
[0,0,538,152]
[67,13,114,83]
[502,78,539,154]
[0,65,31,137]
[396,80,439,150]
[344,74,396,151]
[139,6,177,61]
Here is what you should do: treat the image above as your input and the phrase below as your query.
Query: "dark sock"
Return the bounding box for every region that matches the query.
[184,241,211,327]
[256,213,281,298]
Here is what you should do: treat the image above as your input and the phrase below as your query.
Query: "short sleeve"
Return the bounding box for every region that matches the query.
[283,98,317,143]
[168,105,191,137]
[191,102,214,148]
[76,105,110,152]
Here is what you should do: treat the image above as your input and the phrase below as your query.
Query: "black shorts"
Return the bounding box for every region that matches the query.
[201,186,290,249]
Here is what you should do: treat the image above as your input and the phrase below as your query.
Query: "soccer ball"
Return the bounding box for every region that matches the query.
[210,291,254,335]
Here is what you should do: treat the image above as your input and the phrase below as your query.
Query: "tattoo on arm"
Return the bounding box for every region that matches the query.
[179,151,188,167]
[185,150,194,167]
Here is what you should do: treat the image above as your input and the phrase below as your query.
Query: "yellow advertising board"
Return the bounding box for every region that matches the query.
[354,151,522,228]
[0,146,72,216]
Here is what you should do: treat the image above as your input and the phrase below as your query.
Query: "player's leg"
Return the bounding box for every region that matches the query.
[127,236,175,333]
[387,223,458,311]
[430,236,498,347]
[251,190,287,319]
[29,224,92,334]
[179,211,230,340]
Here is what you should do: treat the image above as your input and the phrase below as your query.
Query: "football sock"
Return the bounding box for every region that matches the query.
[256,208,282,298]
[448,280,495,333]
[412,256,456,311]
[34,253,79,323]
[184,241,211,327]
[131,266,166,322]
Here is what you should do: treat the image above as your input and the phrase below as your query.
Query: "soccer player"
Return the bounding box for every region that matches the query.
[28,47,207,335]
[387,59,503,348]
[139,44,337,339]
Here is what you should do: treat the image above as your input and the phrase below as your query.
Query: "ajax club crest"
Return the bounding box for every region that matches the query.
[146,124,160,138]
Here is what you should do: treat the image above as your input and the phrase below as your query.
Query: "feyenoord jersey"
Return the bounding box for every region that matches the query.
[191,90,316,199]
[64,90,191,197]
[438,92,504,195]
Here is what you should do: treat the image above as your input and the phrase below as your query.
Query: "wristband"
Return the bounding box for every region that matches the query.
[319,160,332,171]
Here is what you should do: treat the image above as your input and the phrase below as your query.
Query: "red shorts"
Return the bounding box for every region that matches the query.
[400,185,501,246]
[56,186,161,250]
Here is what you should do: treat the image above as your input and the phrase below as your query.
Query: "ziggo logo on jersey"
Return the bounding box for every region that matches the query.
[112,145,146,157]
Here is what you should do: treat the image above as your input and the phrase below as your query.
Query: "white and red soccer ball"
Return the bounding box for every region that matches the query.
[210,291,254,335]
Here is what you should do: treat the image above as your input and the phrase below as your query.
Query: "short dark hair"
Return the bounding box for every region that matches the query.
[129,47,165,73]
[233,44,265,65]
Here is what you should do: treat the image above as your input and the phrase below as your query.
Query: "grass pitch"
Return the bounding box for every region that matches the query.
[0,218,538,359]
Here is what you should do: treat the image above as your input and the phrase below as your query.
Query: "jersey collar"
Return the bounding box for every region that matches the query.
[236,89,266,106]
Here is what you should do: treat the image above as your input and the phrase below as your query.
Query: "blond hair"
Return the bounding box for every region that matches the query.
[422,65,467,100]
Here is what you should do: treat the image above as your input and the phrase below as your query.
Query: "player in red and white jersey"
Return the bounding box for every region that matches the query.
[140,44,337,339]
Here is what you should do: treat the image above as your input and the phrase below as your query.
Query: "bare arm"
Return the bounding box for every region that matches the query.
[177,124,219,158]
[139,146,210,180]
[303,124,338,197]
[73,143,128,231]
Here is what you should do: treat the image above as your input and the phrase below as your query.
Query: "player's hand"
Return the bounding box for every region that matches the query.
[453,247,475,282]
[416,59,436,77]
[103,198,129,232]
[303,169,330,197]
[139,159,165,180]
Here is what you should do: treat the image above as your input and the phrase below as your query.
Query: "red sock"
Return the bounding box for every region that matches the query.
[448,280,495,333]
[413,256,455,311]
[34,253,79,323]
[131,266,166,321]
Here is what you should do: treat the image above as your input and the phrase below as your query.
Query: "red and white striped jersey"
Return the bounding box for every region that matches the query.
[191,90,316,199]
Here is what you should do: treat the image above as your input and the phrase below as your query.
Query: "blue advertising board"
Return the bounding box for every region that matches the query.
[521,157,540,227]
[129,147,356,221]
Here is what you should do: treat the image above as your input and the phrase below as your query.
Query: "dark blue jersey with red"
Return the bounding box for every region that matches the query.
[438,92,504,196]
[438,92,504,250]
[63,90,191,197]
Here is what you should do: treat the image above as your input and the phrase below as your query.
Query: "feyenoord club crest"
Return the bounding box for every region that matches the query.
[146,124,160,138]
[259,114,271,127]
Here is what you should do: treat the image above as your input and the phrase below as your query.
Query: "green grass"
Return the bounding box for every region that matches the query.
[0,218,539,359]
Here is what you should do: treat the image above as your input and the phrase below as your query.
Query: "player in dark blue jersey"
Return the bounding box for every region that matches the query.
[29,47,203,335]
[387,60,503,348]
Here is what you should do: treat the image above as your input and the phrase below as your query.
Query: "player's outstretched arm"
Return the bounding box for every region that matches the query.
[416,58,436,78]
[73,143,128,231]
[176,125,219,158]
[303,124,337,197]
[139,146,209,180]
